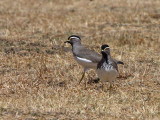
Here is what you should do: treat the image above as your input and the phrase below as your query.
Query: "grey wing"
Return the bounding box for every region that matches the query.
[75,47,101,63]
[111,61,118,71]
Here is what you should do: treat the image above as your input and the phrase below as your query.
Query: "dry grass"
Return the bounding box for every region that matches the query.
[0,0,160,119]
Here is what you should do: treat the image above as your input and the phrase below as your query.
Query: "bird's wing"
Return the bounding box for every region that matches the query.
[74,46,101,63]
[113,59,124,65]
[110,59,118,71]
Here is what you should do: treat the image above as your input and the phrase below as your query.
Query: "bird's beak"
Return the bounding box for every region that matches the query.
[64,41,71,44]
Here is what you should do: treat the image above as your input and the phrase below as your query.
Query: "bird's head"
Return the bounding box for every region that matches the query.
[101,44,110,55]
[64,35,81,46]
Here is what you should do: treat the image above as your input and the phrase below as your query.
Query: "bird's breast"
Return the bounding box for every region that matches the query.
[96,64,118,82]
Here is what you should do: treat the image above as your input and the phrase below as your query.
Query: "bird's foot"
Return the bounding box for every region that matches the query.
[87,78,100,84]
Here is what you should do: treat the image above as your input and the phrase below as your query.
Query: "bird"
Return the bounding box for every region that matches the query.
[64,35,123,84]
[97,44,120,90]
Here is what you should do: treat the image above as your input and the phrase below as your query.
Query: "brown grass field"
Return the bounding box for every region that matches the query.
[0,0,160,119]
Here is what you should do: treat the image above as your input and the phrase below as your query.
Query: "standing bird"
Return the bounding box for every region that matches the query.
[64,35,101,84]
[97,44,120,90]
[65,35,123,84]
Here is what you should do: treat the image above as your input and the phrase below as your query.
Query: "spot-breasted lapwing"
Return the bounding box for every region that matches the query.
[65,35,124,84]
[97,44,120,90]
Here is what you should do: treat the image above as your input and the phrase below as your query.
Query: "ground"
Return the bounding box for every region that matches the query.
[0,0,160,120]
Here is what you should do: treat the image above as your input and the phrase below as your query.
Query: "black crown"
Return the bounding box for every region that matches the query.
[101,44,109,50]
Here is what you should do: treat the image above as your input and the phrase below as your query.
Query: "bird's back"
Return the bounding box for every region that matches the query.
[73,45,101,63]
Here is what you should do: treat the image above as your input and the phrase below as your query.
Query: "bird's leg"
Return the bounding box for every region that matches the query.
[100,80,104,91]
[109,83,113,89]
[79,71,85,84]
[79,68,87,84]
[109,81,114,90]
[102,83,104,91]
